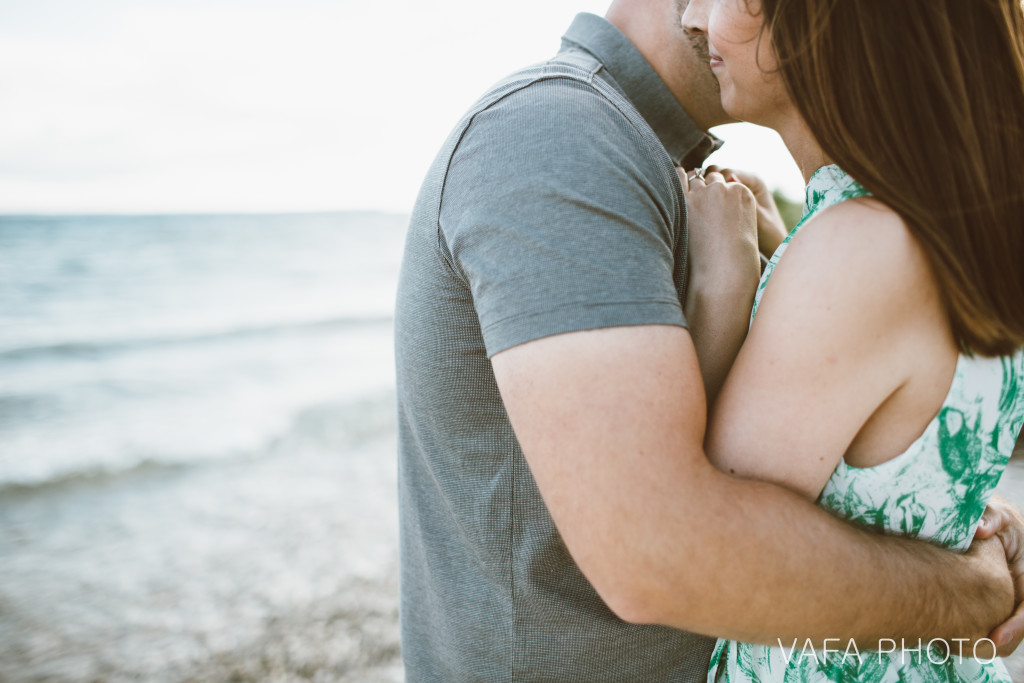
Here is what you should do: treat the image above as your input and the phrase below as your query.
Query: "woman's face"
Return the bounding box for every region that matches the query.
[682,0,793,127]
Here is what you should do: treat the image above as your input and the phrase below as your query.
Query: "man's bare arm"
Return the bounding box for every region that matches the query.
[491,324,1012,646]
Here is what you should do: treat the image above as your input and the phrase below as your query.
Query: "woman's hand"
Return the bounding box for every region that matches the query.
[705,165,789,258]
[680,167,760,284]
[678,167,760,407]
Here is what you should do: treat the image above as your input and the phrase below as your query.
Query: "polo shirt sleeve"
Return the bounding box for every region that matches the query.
[438,75,687,358]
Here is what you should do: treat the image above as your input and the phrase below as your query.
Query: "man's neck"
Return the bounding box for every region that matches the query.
[605,2,732,133]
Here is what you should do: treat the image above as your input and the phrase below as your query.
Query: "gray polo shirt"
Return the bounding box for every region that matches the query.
[395,13,720,682]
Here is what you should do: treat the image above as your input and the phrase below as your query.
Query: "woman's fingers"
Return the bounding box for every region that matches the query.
[703,170,727,186]
[678,166,744,190]
[678,167,746,195]
[678,167,706,193]
[705,165,740,183]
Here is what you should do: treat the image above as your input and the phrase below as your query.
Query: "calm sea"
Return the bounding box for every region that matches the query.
[0,212,407,681]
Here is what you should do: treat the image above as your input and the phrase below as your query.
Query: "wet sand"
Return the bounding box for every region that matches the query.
[169,569,401,683]
[0,434,403,683]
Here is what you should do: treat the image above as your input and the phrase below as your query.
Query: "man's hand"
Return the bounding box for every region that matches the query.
[705,165,788,257]
[975,494,1024,656]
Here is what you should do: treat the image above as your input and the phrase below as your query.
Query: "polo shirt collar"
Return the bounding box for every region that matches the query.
[561,12,722,168]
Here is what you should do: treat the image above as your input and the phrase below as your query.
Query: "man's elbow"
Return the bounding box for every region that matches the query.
[603,589,665,625]
[586,564,699,627]
[572,474,727,629]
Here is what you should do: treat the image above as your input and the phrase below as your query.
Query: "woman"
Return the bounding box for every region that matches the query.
[679,0,1024,680]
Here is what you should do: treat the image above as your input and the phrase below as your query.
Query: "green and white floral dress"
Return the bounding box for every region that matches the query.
[708,165,1024,683]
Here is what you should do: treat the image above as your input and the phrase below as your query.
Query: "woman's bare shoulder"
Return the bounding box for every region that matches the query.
[774,196,939,316]
[708,198,944,498]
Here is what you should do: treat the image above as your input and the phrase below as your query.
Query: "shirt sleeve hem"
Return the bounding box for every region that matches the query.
[482,300,688,358]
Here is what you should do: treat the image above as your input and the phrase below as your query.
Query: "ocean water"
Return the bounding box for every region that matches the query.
[0,212,407,681]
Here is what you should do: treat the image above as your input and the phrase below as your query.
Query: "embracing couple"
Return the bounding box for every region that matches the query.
[394,0,1024,680]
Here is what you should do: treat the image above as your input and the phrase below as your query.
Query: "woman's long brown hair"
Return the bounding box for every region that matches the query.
[760,0,1024,356]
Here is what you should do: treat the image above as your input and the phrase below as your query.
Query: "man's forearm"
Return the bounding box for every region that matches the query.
[608,461,1012,647]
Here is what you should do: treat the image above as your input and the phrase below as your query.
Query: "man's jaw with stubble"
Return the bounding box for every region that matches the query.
[674,0,721,94]
[667,0,730,129]
[687,33,714,76]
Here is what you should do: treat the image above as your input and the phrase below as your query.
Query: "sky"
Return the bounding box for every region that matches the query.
[0,0,803,215]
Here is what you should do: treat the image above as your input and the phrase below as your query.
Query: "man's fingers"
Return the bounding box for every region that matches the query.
[979,495,1024,655]
[976,495,1011,539]
[971,637,998,661]
[974,495,1024,539]
[990,610,1024,656]
[975,506,1004,540]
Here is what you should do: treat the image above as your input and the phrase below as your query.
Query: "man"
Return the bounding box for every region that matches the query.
[394,0,1024,680]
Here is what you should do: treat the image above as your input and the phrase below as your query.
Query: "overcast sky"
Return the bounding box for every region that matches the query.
[0,0,802,215]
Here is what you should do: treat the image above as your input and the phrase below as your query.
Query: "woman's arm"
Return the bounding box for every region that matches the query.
[706,197,939,498]
[680,169,761,407]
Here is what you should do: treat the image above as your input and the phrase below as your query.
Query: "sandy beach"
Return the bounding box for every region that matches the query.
[0,431,403,682]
